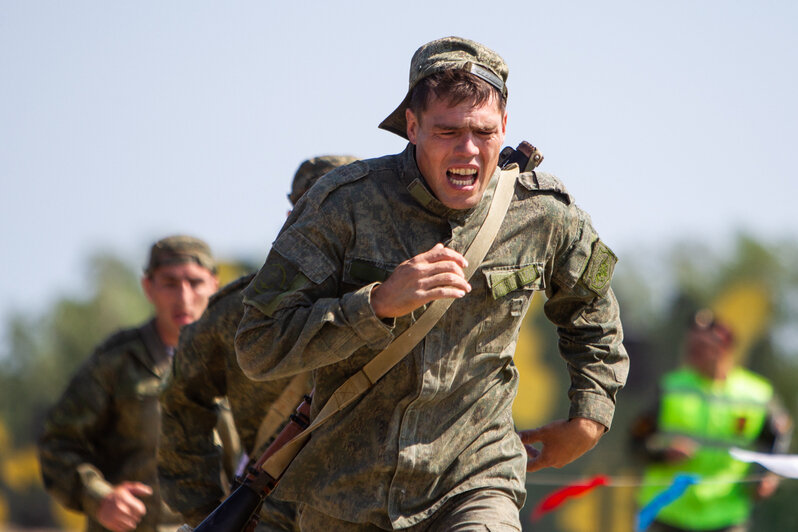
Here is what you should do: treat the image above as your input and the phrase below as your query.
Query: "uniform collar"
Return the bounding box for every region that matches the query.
[139,319,173,377]
[399,143,498,223]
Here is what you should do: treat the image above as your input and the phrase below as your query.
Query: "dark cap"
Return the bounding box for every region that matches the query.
[144,235,216,276]
[288,155,359,205]
[690,308,735,349]
[378,36,509,140]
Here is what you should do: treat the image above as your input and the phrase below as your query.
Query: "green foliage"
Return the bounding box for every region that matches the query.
[0,253,151,446]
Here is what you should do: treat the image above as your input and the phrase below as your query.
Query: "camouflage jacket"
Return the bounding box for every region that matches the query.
[38,320,181,532]
[236,144,629,529]
[158,274,310,529]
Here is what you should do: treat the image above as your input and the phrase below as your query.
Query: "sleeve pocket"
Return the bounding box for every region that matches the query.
[272,225,336,285]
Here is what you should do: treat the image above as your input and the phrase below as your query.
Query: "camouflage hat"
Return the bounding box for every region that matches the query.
[378,36,509,140]
[144,235,216,276]
[288,155,359,205]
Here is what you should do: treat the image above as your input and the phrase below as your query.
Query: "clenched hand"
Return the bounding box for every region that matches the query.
[371,243,470,318]
[95,481,152,532]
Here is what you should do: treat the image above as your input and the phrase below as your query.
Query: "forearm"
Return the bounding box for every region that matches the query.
[38,365,113,513]
[236,282,394,381]
[38,442,106,513]
[546,287,628,430]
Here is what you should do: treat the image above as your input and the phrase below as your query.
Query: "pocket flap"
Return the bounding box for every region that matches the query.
[483,263,544,299]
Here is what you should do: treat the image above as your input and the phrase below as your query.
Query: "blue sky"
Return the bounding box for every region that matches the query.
[2,1,797,327]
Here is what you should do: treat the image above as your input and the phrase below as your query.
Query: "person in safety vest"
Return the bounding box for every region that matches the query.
[632,309,792,532]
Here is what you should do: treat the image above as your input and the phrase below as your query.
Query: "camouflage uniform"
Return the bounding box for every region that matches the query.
[158,274,310,530]
[38,320,183,532]
[158,156,356,530]
[236,144,629,529]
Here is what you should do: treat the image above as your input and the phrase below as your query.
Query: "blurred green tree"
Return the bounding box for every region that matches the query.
[1,253,151,446]
[0,253,150,528]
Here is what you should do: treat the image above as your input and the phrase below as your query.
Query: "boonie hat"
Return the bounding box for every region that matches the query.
[288,155,359,205]
[145,235,216,276]
[378,36,509,140]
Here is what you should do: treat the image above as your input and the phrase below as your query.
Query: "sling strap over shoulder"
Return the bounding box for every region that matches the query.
[260,164,520,480]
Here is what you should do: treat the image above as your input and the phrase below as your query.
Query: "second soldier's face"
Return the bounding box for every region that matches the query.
[142,262,218,346]
[406,93,507,210]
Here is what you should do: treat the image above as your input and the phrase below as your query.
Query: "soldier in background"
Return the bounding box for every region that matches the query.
[38,236,219,532]
[633,309,793,532]
[158,156,357,531]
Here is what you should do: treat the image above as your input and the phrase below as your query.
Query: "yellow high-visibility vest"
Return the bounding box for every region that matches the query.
[638,367,772,530]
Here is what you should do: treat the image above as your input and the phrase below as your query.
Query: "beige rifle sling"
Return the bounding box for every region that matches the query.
[260,164,520,481]
[252,373,309,455]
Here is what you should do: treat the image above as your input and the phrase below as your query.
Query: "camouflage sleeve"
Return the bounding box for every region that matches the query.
[37,352,115,516]
[543,205,629,430]
[158,316,228,525]
[236,201,395,382]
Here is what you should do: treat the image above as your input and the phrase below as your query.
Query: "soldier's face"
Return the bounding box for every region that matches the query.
[406,93,507,210]
[142,262,218,346]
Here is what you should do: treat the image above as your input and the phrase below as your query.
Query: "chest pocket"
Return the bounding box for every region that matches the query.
[478,263,545,353]
[484,263,545,299]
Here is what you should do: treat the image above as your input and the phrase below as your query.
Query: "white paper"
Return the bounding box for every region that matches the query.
[729,448,798,478]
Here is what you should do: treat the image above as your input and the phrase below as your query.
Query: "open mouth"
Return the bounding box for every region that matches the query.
[447,167,478,188]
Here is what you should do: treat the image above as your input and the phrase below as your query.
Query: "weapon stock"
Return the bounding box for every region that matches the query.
[184,395,312,532]
[499,141,543,171]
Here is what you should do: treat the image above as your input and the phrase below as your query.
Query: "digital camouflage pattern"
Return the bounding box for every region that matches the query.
[158,154,353,530]
[158,274,311,530]
[38,320,183,532]
[288,156,358,206]
[236,144,628,529]
[379,36,509,139]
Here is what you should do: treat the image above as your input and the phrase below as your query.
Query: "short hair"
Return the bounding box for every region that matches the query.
[408,69,506,119]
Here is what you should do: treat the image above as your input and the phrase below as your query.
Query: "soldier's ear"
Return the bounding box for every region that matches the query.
[141,276,155,304]
[406,108,419,144]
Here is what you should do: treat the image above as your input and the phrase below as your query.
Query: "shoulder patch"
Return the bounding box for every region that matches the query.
[208,272,256,307]
[580,239,618,296]
[517,171,572,204]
